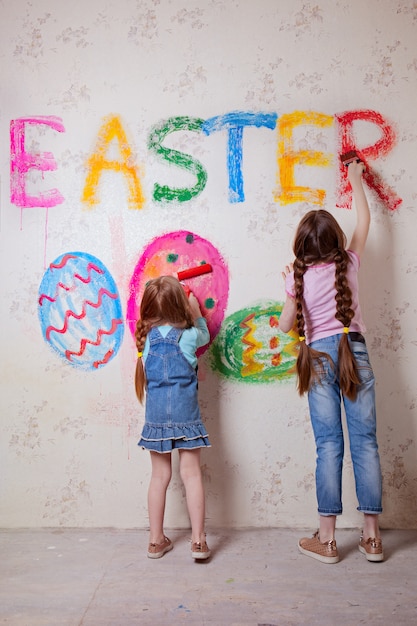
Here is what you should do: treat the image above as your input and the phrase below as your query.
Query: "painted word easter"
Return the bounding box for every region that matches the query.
[10,109,401,212]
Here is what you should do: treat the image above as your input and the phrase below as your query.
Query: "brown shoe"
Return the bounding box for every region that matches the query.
[191,540,211,560]
[147,536,173,559]
[298,530,340,564]
[358,535,384,562]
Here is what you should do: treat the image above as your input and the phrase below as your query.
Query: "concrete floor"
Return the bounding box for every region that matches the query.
[0,528,416,626]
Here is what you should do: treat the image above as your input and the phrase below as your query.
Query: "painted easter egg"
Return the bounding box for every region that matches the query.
[127,231,229,354]
[38,252,124,370]
[209,301,298,383]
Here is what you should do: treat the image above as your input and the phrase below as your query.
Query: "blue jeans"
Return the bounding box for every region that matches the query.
[307,334,382,516]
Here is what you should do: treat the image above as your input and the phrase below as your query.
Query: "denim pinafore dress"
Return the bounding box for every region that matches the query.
[138,326,211,453]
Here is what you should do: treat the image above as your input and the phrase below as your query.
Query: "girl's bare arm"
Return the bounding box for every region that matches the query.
[279,263,297,333]
[348,160,370,258]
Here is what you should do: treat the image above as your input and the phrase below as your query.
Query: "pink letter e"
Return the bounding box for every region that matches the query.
[10,116,65,208]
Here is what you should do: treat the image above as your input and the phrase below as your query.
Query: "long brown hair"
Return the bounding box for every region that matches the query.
[134,276,194,403]
[293,210,360,400]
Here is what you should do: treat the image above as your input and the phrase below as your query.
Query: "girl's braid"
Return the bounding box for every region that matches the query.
[293,254,336,397]
[135,319,151,353]
[334,249,360,400]
[334,250,355,328]
[293,258,307,338]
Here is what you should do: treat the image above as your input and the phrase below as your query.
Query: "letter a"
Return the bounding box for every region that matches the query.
[82,115,144,209]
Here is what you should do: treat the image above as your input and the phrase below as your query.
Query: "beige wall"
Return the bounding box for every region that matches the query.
[1,0,416,530]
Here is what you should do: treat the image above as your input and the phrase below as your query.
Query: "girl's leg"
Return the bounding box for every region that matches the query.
[308,377,344,521]
[344,341,383,561]
[343,343,383,527]
[298,338,343,563]
[359,513,384,562]
[363,513,381,539]
[178,448,206,544]
[148,451,172,544]
[319,515,337,542]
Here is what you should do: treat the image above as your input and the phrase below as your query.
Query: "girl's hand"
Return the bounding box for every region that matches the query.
[188,292,203,320]
[281,262,294,282]
[279,262,296,333]
[347,159,365,186]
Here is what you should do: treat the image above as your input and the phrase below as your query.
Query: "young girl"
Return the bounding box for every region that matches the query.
[135,275,211,560]
[279,160,383,564]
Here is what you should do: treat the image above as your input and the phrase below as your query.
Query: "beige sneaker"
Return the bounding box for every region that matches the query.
[191,540,211,560]
[358,535,384,562]
[147,536,173,559]
[298,530,340,564]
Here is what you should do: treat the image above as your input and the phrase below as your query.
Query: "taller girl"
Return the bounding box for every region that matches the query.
[279,160,383,564]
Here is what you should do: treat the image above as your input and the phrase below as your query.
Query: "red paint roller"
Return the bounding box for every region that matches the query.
[340,150,361,166]
[177,263,213,281]
[177,264,213,297]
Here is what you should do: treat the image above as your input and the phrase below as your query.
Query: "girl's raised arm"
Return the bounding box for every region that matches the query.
[347,160,370,258]
[279,263,297,334]
[188,292,203,321]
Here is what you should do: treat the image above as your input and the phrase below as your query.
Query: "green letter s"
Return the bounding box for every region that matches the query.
[148,116,207,203]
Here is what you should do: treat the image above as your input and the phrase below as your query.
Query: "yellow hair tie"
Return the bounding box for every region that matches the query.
[343,327,349,334]
[137,351,143,358]
[299,336,306,342]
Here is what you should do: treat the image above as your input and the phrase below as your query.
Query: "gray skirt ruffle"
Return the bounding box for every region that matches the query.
[138,422,211,454]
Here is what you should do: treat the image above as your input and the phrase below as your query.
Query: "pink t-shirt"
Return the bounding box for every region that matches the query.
[285,250,366,344]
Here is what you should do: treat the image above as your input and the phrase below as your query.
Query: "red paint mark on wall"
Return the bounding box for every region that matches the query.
[336,109,401,211]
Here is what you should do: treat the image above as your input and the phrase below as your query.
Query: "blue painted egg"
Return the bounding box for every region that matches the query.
[38,252,124,370]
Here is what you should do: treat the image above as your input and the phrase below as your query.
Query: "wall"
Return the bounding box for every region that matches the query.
[1,0,416,530]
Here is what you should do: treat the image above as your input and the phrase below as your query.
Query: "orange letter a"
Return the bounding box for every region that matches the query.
[82,115,144,209]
